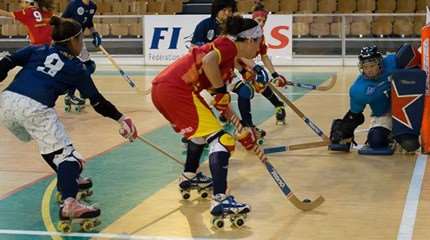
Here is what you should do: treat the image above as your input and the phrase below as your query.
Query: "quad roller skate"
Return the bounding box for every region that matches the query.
[64,93,86,112]
[56,177,93,204]
[253,127,266,145]
[275,106,286,125]
[210,194,250,229]
[179,172,213,200]
[57,197,101,233]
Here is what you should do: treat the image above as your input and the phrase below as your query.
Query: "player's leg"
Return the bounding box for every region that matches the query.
[261,86,286,125]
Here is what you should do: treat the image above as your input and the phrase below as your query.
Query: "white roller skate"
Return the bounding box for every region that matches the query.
[58,197,101,233]
[275,106,286,125]
[56,177,93,204]
[179,172,212,200]
[210,194,251,229]
[64,93,85,112]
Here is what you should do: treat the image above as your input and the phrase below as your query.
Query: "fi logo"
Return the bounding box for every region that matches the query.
[150,27,181,49]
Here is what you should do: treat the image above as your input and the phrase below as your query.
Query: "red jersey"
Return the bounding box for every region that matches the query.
[153,36,237,92]
[13,7,53,45]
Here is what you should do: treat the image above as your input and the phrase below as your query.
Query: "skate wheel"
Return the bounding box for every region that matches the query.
[231,215,245,228]
[65,105,71,112]
[212,217,224,229]
[181,191,190,200]
[81,220,94,232]
[75,106,81,112]
[58,221,71,233]
[56,192,63,204]
[200,191,208,199]
[257,139,264,145]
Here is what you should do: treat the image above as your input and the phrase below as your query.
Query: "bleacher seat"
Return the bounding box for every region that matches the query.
[295,12,314,24]
[129,23,143,37]
[376,0,396,13]
[337,0,356,13]
[396,0,415,13]
[318,0,336,13]
[237,0,254,13]
[100,1,113,14]
[416,0,430,12]
[1,24,18,37]
[163,0,183,14]
[330,21,351,36]
[279,0,298,13]
[293,22,310,37]
[313,16,333,24]
[414,15,426,36]
[260,0,278,13]
[94,23,110,37]
[393,18,414,37]
[146,0,163,14]
[310,22,330,37]
[350,21,371,37]
[111,23,129,37]
[357,0,375,12]
[372,18,393,37]
[131,1,147,14]
[299,0,317,12]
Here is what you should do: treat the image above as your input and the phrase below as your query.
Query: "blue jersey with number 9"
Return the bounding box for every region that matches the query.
[5,45,100,107]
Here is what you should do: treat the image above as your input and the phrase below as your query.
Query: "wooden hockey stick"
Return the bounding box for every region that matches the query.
[226,110,324,211]
[263,140,328,155]
[268,83,330,142]
[99,45,137,89]
[286,74,336,91]
[137,136,184,166]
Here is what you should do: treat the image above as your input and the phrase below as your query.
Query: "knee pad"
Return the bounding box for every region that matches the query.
[367,127,391,148]
[52,145,84,169]
[395,134,420,152]
[189,137,206,145]
[207,131,235,154]
[233,81,254,100]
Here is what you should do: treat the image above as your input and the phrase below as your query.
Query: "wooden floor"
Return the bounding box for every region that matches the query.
[0,65,429,240]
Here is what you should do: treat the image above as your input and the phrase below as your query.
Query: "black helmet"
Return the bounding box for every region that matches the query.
[359,45,383,64]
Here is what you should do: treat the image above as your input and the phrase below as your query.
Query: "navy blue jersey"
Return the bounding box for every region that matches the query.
[191,17,220,46]
[5,45,101,107]
[62,0,96,30]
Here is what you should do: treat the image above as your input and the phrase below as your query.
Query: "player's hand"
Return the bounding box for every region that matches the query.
[92,32,102,47]
[118,116,138,141]
[271,72,288,88]
[237,127,257,150]
[212,92,231,112]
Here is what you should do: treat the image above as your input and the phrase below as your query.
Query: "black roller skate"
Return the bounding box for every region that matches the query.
[210,194,251,229]
[56,177,93,204]
[179,172,213,200]
[58,197,101,233]
[275,106,286,125]
[64,93,86,112]
[253,127,266,145]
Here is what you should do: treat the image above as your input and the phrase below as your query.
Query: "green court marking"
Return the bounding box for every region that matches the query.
[0,72,332,240]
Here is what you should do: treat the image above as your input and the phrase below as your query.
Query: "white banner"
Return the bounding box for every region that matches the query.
[144,15,292,65]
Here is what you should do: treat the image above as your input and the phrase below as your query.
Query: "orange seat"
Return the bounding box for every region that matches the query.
[129,23,143,37]
[110,23,129,37]
[310,22,330,37]
[350,21,371,37]
[371,19,393,37]
[416,0,429,12]
[357,0,375,12]
[330,22,351,37]
[237,0,254,13]
[318,0,336,13]
[293,22,310,37]
[279,0,298,13]
[299,0,317,12]
[393,19,414,37]
[337,0,356,13]
[94,23,110,37]
[375,0,396,13]
[262,0,279,13]
[146,0,163,14]
[164,0,183,14]
[396,0,415,13]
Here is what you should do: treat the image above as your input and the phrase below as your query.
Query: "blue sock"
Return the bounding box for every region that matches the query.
[57,161,80,200]
[209,151,230,195]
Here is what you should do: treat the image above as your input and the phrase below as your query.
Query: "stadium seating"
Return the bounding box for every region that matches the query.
[279,0,298,13]
[318,0,336,13]
[337,0,357,13]
[262,0,279,13]
[396,0,416,13]
[293,22,310,38]
[393,17,414,37]
[237,0,254,13]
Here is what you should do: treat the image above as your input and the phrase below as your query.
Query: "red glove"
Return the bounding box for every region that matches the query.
[212,92,231,112]
[118,116,138,141]
[237,127,257,150]
[252,80,267,93]
[271,72,288,88]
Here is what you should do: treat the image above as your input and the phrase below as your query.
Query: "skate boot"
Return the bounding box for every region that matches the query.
[179,172,213,200]
[275,106,286,125]
[64,93,85,112]
[58,197,101,233]
[253,127,266,145]
[56,177,94,204]
[210,194,251,229]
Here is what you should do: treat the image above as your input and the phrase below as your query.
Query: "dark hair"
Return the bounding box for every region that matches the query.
[50,16,82,44]
[211,0,237,18]
[36,0,54,11]
[222,15,259,40]
[252,2,266,12]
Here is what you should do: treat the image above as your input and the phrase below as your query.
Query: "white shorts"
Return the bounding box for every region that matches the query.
[370,113,392,130]
[0,91,72,154]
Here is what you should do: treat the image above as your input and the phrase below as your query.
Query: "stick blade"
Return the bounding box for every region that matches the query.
[289,194,325,211]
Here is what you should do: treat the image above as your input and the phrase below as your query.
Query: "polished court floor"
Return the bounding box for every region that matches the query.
[0,65,429,240]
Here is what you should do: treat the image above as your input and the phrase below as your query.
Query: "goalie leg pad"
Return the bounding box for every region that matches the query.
[395,133,420,152]
[395,43,421,69]
[358,145,395,155]
[367,126,391,149]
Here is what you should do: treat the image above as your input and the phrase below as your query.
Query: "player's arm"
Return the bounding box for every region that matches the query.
[61,3,74,18]
[88,6,101,47]
[261,54,288,87]
[191,21,208,48]
[0,9,13,18]
[0,46,34,81]
[261,54,275,74]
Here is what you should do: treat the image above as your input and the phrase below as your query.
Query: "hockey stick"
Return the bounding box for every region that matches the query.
[99,45,137,88]
[137,136,184,166]
[286,74,336,91]
[226,110,324,211]
[263,140,328,155]
[268,83,330,142]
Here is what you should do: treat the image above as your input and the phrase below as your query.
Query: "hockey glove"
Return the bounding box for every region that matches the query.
[237,127,257,150]
[118,116,138,141]
[92,32,102,47]
[271,72,288,88]
[211,85,231,113]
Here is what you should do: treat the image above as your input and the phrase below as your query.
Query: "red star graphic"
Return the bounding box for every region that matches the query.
[391,80,422,129]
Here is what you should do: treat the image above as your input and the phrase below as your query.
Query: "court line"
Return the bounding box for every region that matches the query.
[0,229,221,240]
[397,154,428,240]
[41,179,61,240]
